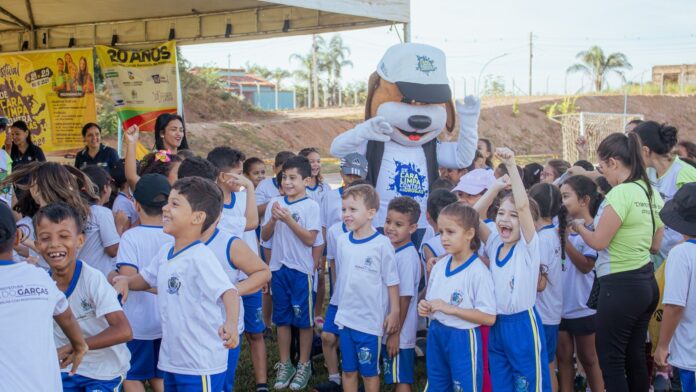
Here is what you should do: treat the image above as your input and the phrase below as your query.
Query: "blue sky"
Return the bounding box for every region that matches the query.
[180,0,696,96]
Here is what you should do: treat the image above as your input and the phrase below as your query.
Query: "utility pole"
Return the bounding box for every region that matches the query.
[311,34,319,108]
[528,32,533,96]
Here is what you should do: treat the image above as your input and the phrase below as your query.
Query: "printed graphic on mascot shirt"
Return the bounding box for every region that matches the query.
[388,160,427,199]
[416,55,437,76]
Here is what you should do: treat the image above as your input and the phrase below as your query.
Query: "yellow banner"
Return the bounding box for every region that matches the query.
[95,41,178,132]
[0,48,96,154]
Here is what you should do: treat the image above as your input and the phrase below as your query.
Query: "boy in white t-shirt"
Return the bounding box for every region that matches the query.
[256,151,295,218]
[0,202,88,392]
[655,183,696,392]
[114,177,240,391]
[34,202,133,391]
[114,174,173,392]
[334,184,400,392]
[382,197,422,391]
[261,156,321,391]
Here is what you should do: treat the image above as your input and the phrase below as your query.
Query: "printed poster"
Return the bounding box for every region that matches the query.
[0,48,97,153]
[95,40,179,132]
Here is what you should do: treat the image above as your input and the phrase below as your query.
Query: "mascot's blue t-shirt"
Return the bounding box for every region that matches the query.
[375,141,429,228]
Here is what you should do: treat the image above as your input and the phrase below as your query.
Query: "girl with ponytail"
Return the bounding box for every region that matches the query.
[634,121,696,260]
[572,132,664,391]
[556,175,604,392]
[528,182,563,392]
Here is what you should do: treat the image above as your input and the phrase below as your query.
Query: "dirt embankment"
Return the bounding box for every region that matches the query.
[178,95,695,159]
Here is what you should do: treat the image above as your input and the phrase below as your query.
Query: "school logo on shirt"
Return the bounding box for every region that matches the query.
[388,160,427,199]
[356,256,378,274]
[80,298,93,312]
[358,347,373,365]
[167,275,182,295]
[509,277,515,293]
[450,290,464,306]
[291,212,301,223]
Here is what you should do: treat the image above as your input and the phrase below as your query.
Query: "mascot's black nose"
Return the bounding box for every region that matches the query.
[408,115,432,130]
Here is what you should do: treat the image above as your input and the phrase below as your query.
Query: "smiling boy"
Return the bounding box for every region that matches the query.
[113,177,240,391]
[35,202,132,391]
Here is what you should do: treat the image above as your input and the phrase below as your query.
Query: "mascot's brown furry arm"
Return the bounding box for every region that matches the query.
[330,43,480,231]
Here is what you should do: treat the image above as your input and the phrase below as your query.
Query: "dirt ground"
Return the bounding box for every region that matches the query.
[179,95,696,159]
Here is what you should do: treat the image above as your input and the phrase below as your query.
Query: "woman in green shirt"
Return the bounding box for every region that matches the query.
[572,132,663,392]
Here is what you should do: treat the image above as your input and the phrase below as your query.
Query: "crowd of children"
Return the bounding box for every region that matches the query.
[0,112,696,392]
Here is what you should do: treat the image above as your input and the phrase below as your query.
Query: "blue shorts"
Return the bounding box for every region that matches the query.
[223,337,242,392]
[162,371,225,392]
[489,308,551,392]
[679,368,696,392]
[382,347,416,385]
[242,289,265,334]
[543,324,559,363]
[126,338,163,380]
[339,327,381,377]
[271,265,314,328]
[425,320,481,392]
[61,374,124,391]
[488,308,551,392]
[323,304,340,335]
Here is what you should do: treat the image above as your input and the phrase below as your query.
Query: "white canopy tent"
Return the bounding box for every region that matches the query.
[0,0,410,53]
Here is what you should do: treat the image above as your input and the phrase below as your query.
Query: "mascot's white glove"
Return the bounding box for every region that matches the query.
[330,116,393,157]
[355,116,394,142]
[438,95,480,169]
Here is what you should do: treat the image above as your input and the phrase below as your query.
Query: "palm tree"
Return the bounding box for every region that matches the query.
[321,35,353,105]
[269,68,291,90]
[566,46,632,92]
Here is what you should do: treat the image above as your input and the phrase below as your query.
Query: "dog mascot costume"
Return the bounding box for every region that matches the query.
[330,43,480,242]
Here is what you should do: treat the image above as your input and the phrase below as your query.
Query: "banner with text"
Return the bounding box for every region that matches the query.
[95,40,179,132]
[0,48,96,152]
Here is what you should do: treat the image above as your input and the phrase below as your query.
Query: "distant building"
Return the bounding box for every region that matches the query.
[190,67,295,111]
[652,64,696,87]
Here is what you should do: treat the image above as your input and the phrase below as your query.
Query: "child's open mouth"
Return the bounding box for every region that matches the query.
[47,251,67,262]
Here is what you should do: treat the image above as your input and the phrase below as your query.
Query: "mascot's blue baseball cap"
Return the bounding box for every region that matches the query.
[376,43,452,104]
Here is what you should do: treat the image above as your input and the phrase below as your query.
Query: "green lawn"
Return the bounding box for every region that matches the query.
[233,277,429,391]
[233,332,429,391]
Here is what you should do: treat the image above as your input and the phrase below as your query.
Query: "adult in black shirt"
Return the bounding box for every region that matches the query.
[74,122,120,170]
[5,120,46,169]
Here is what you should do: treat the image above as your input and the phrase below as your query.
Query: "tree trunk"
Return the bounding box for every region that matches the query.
[311,35,319,108]
[595,76,602,93]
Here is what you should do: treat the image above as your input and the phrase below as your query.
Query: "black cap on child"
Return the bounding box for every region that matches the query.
[0,202,16,243]
[133,174,171,208]
[659,182,696,237]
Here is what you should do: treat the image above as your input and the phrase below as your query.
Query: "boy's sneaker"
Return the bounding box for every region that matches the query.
[289,361,312,390]
[274,361,296,390]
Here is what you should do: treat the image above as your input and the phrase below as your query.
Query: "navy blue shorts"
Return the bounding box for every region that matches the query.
[271,265,314,328]
[126,338,163,380]
[679,368,696,392]
[242,289,265,334]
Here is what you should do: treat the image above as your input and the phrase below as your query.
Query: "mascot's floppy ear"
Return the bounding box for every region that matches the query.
[365,71,456,133]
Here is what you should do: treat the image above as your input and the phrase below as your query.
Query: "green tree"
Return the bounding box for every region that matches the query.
[566,46,632,92]
[245,62,272,80]
[320,35,353,105]
[269,68,291,90]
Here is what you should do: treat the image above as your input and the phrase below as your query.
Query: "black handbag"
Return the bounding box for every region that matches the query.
[586,182,655,310]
